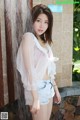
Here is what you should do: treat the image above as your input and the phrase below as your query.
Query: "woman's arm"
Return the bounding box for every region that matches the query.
[53,80,61,104]
[30,90,40,114]
[22,33,40,114]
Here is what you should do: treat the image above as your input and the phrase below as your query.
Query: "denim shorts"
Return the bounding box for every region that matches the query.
[36,80,55,105]
[24,80,55,105]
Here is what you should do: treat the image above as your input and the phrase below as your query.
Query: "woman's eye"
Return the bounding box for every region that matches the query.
[36,19,40,22]
[45,21,48,24]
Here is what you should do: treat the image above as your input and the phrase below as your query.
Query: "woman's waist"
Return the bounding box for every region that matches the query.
[38,71,52,82]
[42,74,51,80]
[42,68,51,80]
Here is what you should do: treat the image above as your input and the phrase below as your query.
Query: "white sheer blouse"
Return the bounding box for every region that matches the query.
[16,32,58,91]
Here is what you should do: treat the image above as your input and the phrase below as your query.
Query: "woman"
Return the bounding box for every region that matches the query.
[16,4,61,120]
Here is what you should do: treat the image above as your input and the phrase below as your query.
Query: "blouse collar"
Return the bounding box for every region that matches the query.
[32,33,49,57]
[30,32,59,61]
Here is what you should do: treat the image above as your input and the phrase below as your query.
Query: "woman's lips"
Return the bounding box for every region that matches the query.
[38,29,43,33]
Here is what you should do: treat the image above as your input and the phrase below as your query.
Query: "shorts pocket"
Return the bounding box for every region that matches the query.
[37,81,47,90]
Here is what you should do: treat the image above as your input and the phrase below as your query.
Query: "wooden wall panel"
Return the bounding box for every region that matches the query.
[30,0,33,9]
[4,0,15,103]
[0,19,4,107]
[0,0,33,109]
[0,0,8,107]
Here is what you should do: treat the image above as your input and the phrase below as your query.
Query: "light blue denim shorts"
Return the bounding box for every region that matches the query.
[36,80,55,105]
[24,80,55,105]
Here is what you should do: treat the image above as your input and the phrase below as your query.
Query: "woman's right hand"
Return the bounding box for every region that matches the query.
[30,100,40,114]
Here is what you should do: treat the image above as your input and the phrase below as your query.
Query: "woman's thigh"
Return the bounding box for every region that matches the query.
[47,98,53,120]
[32,98,53,120]
[32,103,48,120]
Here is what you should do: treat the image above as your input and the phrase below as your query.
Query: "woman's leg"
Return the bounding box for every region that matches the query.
[32,98,53,120]
[47,98,53,120]
[32,103,48,120]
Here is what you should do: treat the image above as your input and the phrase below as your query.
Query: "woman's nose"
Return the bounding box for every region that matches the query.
[40,22,44,28]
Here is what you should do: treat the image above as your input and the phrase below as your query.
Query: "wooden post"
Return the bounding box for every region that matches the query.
[4,0,15,103]
[0,20,4,107]
[30,0,33,8]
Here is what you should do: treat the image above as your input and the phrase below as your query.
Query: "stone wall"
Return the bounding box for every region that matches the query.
[51,96,80,120]
[33,0,73,88]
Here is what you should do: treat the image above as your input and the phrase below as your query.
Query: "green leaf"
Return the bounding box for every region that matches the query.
[74,46,80,51]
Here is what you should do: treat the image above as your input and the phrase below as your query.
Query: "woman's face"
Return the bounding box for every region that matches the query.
[33,13,49,36]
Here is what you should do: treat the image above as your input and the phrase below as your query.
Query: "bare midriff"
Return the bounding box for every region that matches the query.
[43,69,50,80]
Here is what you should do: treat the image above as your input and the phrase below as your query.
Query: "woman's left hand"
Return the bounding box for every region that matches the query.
[53,90,61,104]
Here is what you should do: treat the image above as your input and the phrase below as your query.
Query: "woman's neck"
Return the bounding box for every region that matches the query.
[38,36,46,46]
[37,36,47,48]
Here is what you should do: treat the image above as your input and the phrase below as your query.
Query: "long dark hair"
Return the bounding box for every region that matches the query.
[31,4,53,45]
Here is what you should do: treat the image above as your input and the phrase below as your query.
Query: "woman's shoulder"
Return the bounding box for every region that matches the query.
[22,32,39,45]
[23,32,35,39]
[22,32,36,44]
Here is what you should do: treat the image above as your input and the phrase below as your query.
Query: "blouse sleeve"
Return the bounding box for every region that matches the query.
[21,33,37,90]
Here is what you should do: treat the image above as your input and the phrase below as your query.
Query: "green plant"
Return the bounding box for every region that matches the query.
[73,1,80,81]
